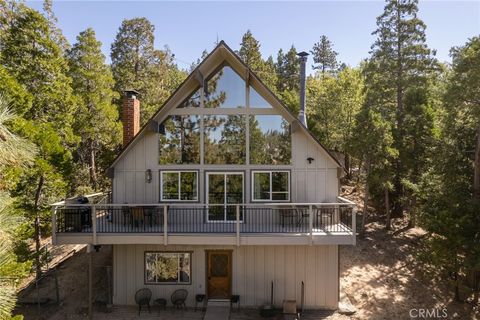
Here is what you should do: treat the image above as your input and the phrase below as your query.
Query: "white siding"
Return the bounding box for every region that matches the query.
[112,244,339,310]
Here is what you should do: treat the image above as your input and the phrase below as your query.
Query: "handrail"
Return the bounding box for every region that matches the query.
[51,201,355,208]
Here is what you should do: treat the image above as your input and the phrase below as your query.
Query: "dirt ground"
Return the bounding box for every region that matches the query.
[14,200,479,319]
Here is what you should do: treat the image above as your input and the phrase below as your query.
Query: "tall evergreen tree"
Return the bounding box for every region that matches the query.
[0,5,76,136]
[366,0,436,226]
[311,35,338,75]
[68,28,121,191]
[111,18,185,124]
[238,30,277,91]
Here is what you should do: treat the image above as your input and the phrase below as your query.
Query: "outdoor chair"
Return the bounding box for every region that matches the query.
[135,288,152,315]
[171,289,188,309]
[122,205,131,226]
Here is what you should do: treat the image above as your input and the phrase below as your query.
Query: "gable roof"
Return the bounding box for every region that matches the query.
[109,41,342,170]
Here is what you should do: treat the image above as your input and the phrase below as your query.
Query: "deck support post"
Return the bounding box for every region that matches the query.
[163,205,168,246]
[91,205,97,245]
[87,244,93,320]
[309,205,313,245]
[52,206,57,245]
[352,207,356,245]
[236,204,240,247]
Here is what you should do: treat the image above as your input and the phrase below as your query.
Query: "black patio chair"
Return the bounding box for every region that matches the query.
[171,289,188,309]
[135,288,152,315]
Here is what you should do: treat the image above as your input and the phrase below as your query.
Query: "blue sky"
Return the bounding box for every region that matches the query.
[26,1,480,74]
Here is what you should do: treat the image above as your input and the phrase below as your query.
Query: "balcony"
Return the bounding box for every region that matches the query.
[51,196,356,246]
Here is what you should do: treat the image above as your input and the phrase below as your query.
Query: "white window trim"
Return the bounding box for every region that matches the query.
[160,170,198,202]
[251,170,290,202]
[145,252,192,285]
[205,171,244,223]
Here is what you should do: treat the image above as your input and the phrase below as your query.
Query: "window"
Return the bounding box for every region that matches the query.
[252,171,290,201]
[249,115,291,164]
[159,115,201,164]
[160,171,198,201]
[205,66,245,108]
[145,252,191,284]
[249,86,272,108]
[204,115,246,164]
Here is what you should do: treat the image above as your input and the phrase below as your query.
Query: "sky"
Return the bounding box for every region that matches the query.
[26,1,480,75]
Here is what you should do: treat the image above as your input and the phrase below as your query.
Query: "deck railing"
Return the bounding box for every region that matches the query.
[52,197,356,242]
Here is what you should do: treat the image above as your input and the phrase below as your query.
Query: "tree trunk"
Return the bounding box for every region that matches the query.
[385,188,391,230]
[474,127,480,199]
[33,175,44,280]
[89,140,97,190]
[361,159,371,237]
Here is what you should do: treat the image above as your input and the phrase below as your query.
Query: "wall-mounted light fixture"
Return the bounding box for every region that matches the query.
[145,169,152,183]
[307,157,315,164]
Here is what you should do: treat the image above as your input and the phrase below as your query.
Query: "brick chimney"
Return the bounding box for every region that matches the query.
[122,90,140,146]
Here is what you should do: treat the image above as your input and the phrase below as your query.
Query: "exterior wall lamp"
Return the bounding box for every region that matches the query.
[145,169,152,183]
[307,157,315,164]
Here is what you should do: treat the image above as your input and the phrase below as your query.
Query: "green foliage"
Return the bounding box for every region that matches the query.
[417,37,480,299]
[111,17,186,124]
[238,30,277,92]
[68,28,121,190]
[311,35,338,75]
[0,5,76,136]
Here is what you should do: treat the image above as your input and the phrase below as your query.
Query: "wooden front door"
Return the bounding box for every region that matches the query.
[206,250,232,299]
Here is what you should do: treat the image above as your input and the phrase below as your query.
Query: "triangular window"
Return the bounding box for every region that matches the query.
[205,66,245,108]
[249,86,273,109]
[177,87,201,108]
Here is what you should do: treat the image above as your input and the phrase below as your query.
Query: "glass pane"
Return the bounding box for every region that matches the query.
[205,66,245,108]
[153,253,179,283]
[249,115,291,165]
[204,115,246,164]
[272,193,289,201]
[253,172,270,200]
[162,172,179,200]
[272,172,289,192]
[249,86,272,108]
[177,88,201,108]
[210,254,228,277]
[159,115,201,164]
[208,174,225,221]
[179,253,191,283]
[180,172,197,200]
[226,174,243,221]
[145,253,157,282]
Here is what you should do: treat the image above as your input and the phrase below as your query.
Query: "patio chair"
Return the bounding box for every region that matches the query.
[135,288,152,315]
[122,205,131,226]
[171,289,188,309]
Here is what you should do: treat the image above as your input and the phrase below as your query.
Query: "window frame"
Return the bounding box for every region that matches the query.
[159,170,199,202]
[144,251,192,285]
[251,170,291,202]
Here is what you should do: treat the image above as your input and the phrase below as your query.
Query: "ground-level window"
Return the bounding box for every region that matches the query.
[160,171,198,201]
[145,252,191,284]
[252,171,290,201]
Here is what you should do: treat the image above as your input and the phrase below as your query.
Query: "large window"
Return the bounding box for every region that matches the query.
[252,171,290,201]
[204,115,246,164]
[249,115,291,164]
[145,252,191,284]
[159,115,201,164]
[160,171,198,201]
[205,66,245,109]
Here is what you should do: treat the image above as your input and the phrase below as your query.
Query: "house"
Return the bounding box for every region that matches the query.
[51,41,356,311]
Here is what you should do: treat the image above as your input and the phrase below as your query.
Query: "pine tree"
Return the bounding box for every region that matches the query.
[68,28,121,191]
[366,0,436,226]
[111,18,185,124]
[311,35,338,75]
[0,5,76,134]
[238,30,277,91]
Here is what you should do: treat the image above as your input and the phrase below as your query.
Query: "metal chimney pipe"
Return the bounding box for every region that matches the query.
[297,51,309,128]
